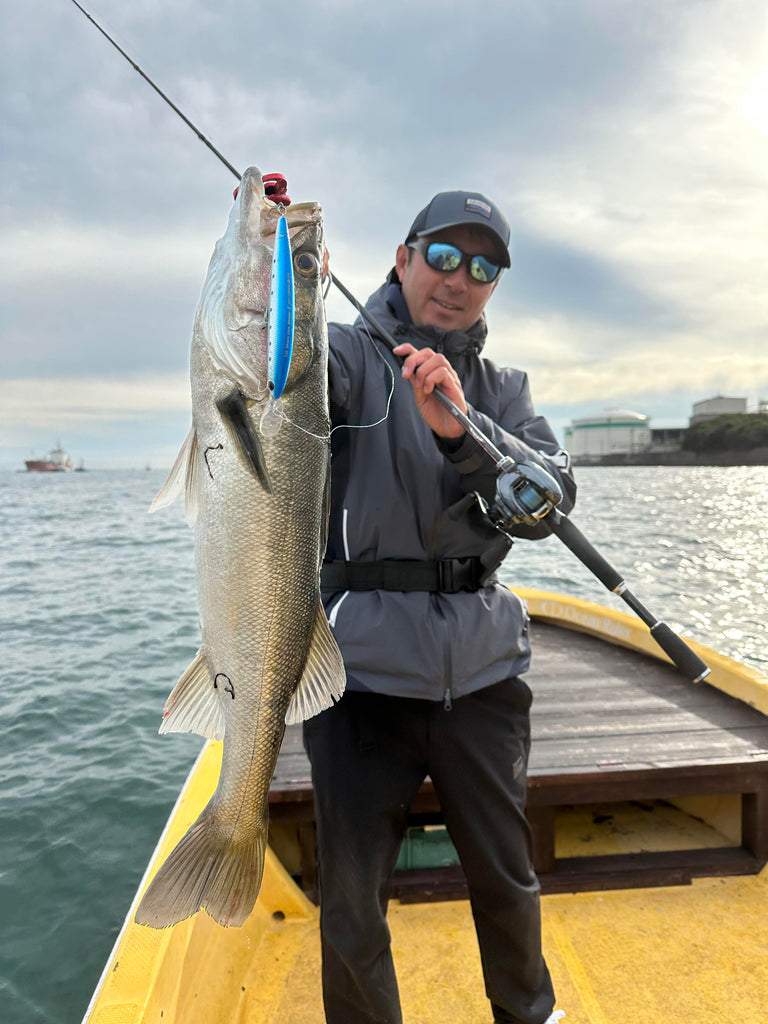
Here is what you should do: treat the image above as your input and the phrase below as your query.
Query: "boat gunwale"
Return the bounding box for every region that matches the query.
[515,587,768,716]
[81,588,768,1022]
[79,743,212,1024]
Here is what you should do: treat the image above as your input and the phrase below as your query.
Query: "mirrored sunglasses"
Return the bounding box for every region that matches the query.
[408,239,502,284]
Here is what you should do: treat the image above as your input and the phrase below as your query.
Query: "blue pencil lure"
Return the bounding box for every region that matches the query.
[267,213,295,401]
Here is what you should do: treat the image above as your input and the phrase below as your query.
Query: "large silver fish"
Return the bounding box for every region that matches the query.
[135,167,345,928]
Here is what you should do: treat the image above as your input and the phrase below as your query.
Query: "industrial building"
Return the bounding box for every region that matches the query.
[690,395,747,424]
[565,395,763,464]
[564,410,651,462]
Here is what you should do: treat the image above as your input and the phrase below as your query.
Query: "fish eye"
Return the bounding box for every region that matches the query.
[294,251,319,276]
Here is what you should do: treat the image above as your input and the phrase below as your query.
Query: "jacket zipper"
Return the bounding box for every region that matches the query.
[328,506,352,629]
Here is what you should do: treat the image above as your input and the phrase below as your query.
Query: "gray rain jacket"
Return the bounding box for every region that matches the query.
[323,278,576,704]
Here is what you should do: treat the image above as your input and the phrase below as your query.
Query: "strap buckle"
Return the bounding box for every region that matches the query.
[437,557,482,594]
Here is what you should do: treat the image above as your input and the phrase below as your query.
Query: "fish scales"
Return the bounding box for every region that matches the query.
[135,167,345,929]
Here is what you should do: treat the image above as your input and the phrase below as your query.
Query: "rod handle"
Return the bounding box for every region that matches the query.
[649,622,711,682]
[549,511,624,592]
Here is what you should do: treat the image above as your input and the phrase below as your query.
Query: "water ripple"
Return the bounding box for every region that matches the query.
[503,465,768,672]
[1,465,767,1023]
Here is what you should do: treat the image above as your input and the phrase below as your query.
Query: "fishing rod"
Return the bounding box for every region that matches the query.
[71,0,710,683]
[69,0,241,179]
[331,278,710,683]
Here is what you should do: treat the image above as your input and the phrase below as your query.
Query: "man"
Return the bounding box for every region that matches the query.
[304,189,576,1024]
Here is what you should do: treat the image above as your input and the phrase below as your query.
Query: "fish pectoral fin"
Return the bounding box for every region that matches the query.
[216,387,273,493]
[159,650,225,740]
[285,606,346,725]
[149,425,201,527]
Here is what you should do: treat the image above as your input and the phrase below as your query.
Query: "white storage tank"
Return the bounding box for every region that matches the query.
[690,396,747,424]
[565,409,651,461]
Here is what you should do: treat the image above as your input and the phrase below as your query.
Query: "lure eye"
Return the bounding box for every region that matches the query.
[294,251,319,277]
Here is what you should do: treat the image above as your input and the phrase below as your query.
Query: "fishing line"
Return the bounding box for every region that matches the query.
[69,0,241,178]
[330,319,395,436]
[264,317,396,443]
[277,405,330,444]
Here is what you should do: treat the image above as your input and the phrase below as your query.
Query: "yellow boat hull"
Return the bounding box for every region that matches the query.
[83,591,768,1024]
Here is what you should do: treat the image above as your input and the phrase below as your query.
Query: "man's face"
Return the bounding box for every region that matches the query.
[395,224,501,334]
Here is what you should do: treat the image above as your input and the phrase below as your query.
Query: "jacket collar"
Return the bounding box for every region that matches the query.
[356,276,488,359]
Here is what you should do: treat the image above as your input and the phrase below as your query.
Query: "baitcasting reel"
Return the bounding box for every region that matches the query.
[490,457,563,529]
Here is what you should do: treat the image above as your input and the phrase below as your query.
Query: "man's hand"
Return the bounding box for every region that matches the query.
[393,344,467,439]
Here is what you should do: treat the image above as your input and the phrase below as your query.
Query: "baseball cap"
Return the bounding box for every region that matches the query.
[405,190,511,268]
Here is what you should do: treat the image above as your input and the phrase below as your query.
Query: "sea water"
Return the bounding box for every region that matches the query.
[1,465,766,1023]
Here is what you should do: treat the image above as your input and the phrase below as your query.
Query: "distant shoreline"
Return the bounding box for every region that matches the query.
[573,446,768,468]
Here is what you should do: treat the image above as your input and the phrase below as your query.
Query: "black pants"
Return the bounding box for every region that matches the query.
[303,679,555,1024]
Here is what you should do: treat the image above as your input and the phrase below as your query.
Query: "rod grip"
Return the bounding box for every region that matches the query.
[650,622,710,682]
[549,512,624,592]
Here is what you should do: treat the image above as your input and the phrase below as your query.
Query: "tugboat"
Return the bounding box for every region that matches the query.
[24,445,74,472]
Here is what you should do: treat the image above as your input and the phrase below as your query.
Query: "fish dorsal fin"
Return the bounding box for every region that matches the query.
[149,426,201,526]
[159,650,225,741]
[285,606,346,725]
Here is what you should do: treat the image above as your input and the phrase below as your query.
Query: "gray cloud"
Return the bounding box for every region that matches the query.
[2,0,767,467]
[503,224,681,331]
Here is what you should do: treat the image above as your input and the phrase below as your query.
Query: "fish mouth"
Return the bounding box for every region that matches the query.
[259,201,323,246]
[235,167,322,251]
[198,168,324,394]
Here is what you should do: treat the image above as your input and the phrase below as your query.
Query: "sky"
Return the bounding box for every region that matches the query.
[2,0,768,469]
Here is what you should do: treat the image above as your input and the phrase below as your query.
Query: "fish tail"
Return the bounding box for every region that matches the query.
[134,804,266,929]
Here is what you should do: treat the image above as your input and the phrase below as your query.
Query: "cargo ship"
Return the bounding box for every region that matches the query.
[24,446,74,472]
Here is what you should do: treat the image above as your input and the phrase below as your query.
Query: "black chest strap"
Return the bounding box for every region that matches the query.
[320,557,494,594]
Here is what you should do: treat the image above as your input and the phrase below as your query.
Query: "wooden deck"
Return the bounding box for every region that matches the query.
[269,621,768,900]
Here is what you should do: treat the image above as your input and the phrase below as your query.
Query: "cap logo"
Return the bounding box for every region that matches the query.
[465,197,492,219]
